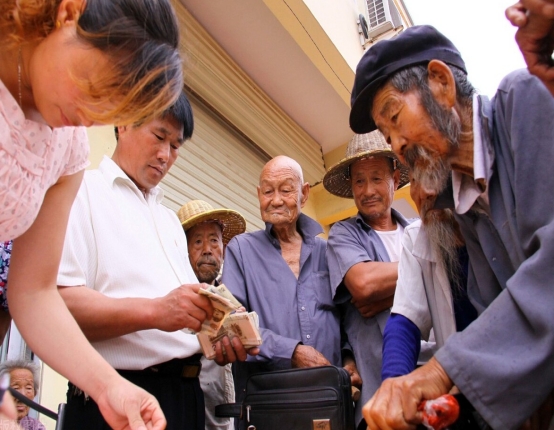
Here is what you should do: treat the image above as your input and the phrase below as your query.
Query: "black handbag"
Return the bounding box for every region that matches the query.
[216,365,356,430]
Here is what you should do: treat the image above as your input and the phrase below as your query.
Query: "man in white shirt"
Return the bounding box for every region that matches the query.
[57,92,252,430]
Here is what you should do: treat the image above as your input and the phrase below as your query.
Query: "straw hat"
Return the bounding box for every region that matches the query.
[177,200,246,245]
[323,130,409,198]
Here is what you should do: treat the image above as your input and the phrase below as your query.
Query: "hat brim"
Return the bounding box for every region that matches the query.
[323,149,409,198]
[182,209,246,245]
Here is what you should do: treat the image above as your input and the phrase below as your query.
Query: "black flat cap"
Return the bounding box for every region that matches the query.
[349,25,466,134]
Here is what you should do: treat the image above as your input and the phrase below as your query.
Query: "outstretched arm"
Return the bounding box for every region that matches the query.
[8,172,165,430]
[59,283,212,341]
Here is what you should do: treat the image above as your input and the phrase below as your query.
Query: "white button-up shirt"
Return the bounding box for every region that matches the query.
[452,94,491,215]
[58,157,200,369]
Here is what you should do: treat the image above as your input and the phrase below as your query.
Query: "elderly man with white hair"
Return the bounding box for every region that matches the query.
[222,156,358,428]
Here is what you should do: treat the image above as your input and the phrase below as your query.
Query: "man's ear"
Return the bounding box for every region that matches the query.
[427,59,457,109]
[300,182,310,208]
[392,167,401,191]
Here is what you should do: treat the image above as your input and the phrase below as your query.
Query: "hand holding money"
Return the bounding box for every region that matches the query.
[195,284,262,360]
[197,286,241,336]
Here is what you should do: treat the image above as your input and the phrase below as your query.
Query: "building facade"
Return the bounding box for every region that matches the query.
[3,1,416,427]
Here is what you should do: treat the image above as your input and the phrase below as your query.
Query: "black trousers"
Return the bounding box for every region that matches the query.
[63,356,205,430]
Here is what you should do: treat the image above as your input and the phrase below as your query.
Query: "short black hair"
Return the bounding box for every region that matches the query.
[114,91,194,141]
[162,91,194,140]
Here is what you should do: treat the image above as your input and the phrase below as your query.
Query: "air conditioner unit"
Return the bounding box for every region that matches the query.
[365,0,402,39]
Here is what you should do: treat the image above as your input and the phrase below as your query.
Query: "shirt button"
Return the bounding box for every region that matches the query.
[306,335,311,339]
[301,306,305,311]
[492,257,497,261]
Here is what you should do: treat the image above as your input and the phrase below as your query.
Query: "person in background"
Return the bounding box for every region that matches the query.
[0,360,45,430]
[380,175,477,380]
[323,131,422,429]
[222,156,357,428]
[506,0,554,96]
[0,0,184,427]
[178,199,247,430]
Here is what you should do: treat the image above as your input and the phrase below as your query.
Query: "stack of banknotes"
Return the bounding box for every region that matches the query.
[196,284,263,359]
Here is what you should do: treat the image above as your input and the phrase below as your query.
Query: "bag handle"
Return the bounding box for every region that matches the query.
[215,402,242,419]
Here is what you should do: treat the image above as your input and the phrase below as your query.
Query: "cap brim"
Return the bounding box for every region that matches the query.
[349,76,387,134]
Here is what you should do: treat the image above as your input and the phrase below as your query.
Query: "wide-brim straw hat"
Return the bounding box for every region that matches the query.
[177,200,246,245]
[323,130,409,198]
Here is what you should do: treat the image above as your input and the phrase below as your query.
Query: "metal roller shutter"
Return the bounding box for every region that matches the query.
[160,94,267,232]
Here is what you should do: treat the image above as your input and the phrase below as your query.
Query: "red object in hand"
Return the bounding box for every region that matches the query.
[418,394,460,430]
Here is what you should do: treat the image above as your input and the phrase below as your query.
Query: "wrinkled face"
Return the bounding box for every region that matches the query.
[28,26,117,128]
[115,116,184,193]
[10,368,35,421]
[186,222,224,284]
[371,82,453,163]
[350,156,398,223]
[257,165,306,227]
[371,82,456,206]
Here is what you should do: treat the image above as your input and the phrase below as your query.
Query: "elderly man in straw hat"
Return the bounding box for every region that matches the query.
[350,25,554,430]
[178,199,246,430]
[222,155,361,428]
[323,130,418,429]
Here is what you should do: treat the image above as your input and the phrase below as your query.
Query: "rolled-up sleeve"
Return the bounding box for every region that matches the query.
[57,179,96,288]
[327,221,372,303]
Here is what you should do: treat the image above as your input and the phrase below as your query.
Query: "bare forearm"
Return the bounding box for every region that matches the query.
[354,295,394,318]
[7,173,122,398]
[59,286,157,341]
[344,261,398,302]
[9,283,121,396]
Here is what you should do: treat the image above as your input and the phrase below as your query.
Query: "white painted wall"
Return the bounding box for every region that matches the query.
[303,0,365,71]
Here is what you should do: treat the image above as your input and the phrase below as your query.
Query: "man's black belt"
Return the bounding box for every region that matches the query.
[68,355,203,401]
[118,354,203,379]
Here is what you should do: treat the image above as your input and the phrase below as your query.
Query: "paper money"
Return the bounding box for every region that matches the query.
[197,288,239,336]
[222,312,262,347]
[214,284,242,309]
[197,311,263,360]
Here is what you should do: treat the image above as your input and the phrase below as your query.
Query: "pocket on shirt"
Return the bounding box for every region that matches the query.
[313,271,335,310]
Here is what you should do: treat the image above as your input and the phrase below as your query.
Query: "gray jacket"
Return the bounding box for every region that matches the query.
[435,69,554,429]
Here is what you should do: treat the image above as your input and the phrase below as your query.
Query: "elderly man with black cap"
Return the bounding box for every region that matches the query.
[323,131,418,429]
[350,25,554,430]
[178,199,247,430]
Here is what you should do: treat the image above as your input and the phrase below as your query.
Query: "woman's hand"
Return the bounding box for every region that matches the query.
[96,377,166,430]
